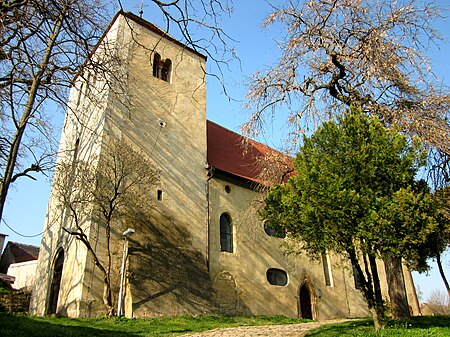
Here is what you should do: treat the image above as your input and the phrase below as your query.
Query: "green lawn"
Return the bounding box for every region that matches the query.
[0,313,308,337]
[305,316,450,336]
[1,313,449,337]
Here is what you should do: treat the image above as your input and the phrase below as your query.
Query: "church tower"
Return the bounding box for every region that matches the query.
[31,11,215,317]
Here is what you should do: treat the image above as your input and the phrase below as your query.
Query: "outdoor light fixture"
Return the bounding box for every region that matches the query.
[122,228,135,237]
[117,228,135,316]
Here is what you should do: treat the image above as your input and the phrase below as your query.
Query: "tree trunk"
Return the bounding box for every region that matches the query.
[436,254,450,299]
[348,247,385,331]
[384,255,411,320]
[102,275,114,317]
[369,253,386,331]
[64,226,115,316]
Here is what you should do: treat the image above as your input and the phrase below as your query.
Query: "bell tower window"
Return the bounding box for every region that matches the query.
[153,52,172,83]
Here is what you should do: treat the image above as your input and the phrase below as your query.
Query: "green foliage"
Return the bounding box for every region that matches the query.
[0,314,309,337]
[0,281,10,294]
[261,109,435,262]
[416,187,450,269]
[261,109,439,328]
[305,316,450,336]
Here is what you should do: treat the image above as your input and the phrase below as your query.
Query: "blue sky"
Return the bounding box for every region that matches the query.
[2,0,449,304]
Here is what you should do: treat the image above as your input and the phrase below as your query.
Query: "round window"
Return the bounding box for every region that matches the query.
[263,220,286,238]
[266,268,288,286]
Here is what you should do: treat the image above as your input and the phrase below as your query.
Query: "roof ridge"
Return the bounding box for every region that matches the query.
[121,11,207,60]
[8,242,39,248]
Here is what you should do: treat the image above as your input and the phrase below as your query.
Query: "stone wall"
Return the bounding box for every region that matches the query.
[0,290,31,313]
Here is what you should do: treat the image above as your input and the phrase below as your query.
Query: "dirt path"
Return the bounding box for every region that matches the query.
[179,319,352,337]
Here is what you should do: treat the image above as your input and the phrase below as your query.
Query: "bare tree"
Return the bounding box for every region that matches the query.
[0,0,234,227]
[0,0,113,224]
[425,289,450,315]
[53,139,159,316]
[244,0,449,153]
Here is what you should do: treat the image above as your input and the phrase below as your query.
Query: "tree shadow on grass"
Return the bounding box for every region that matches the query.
[0,314,157,337]
[388,315,450,329]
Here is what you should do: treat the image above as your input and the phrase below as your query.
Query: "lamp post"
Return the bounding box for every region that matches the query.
[117,228,135,316]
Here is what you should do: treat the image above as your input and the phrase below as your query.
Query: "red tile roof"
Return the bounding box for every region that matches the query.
[206,120,293,185]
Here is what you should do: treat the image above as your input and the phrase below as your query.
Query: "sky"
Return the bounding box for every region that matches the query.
[1,0,450,304]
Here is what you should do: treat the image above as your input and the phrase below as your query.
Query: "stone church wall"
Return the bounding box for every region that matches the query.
[208,176,384,320]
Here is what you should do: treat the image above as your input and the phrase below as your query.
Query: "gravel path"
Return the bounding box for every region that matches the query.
[179,319,352,337]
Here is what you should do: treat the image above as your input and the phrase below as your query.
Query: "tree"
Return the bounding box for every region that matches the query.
[0,0,113,226]
[434,202,450,299]
[0,0,234,226]
[413,187,450,299]
[53,139,159,316]
[425,289,450,315]
[244,0,449,155]
[261,110,437,330]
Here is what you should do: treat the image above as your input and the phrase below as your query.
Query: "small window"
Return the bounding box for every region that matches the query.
[263,220,286,238]
[153,53,161,77]
[322,253,333,287]
[153,52,171,83]
[70,138,80,166]
[157,189,163,201]
[266,268,288,286]
[161,59,172,82]
[220,213,233,253]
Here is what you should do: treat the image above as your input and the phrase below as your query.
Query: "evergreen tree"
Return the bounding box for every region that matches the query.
[261,109,437,330]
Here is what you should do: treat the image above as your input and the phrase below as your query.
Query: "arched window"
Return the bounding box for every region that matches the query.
[266,268,288,286]
[161,59,172,82]
[321,253,333,287]
[220,213,233,253]
[152,53,172,83]
[263,220,286,238]
[48,249,64,314]
[153,53,161,78]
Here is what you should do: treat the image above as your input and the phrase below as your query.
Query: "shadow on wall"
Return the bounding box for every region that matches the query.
[127,209,221,317]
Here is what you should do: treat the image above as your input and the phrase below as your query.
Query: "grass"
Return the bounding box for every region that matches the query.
[305,316,450,336]
[0,313,309,337]
[1,313,449,336]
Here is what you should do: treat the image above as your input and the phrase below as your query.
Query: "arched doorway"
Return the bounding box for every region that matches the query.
[213,271,239,314]
[299,283,313,319]
[48,249,64,314]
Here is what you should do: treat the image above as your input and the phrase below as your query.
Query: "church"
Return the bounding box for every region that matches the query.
[30,11,420,319]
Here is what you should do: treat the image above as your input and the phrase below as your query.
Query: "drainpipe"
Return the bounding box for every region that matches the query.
[205,164,215,271]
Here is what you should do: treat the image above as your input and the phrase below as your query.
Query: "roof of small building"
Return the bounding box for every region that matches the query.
[1,242,39,263]
[206,120,293,185]
[0,273,15,287]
